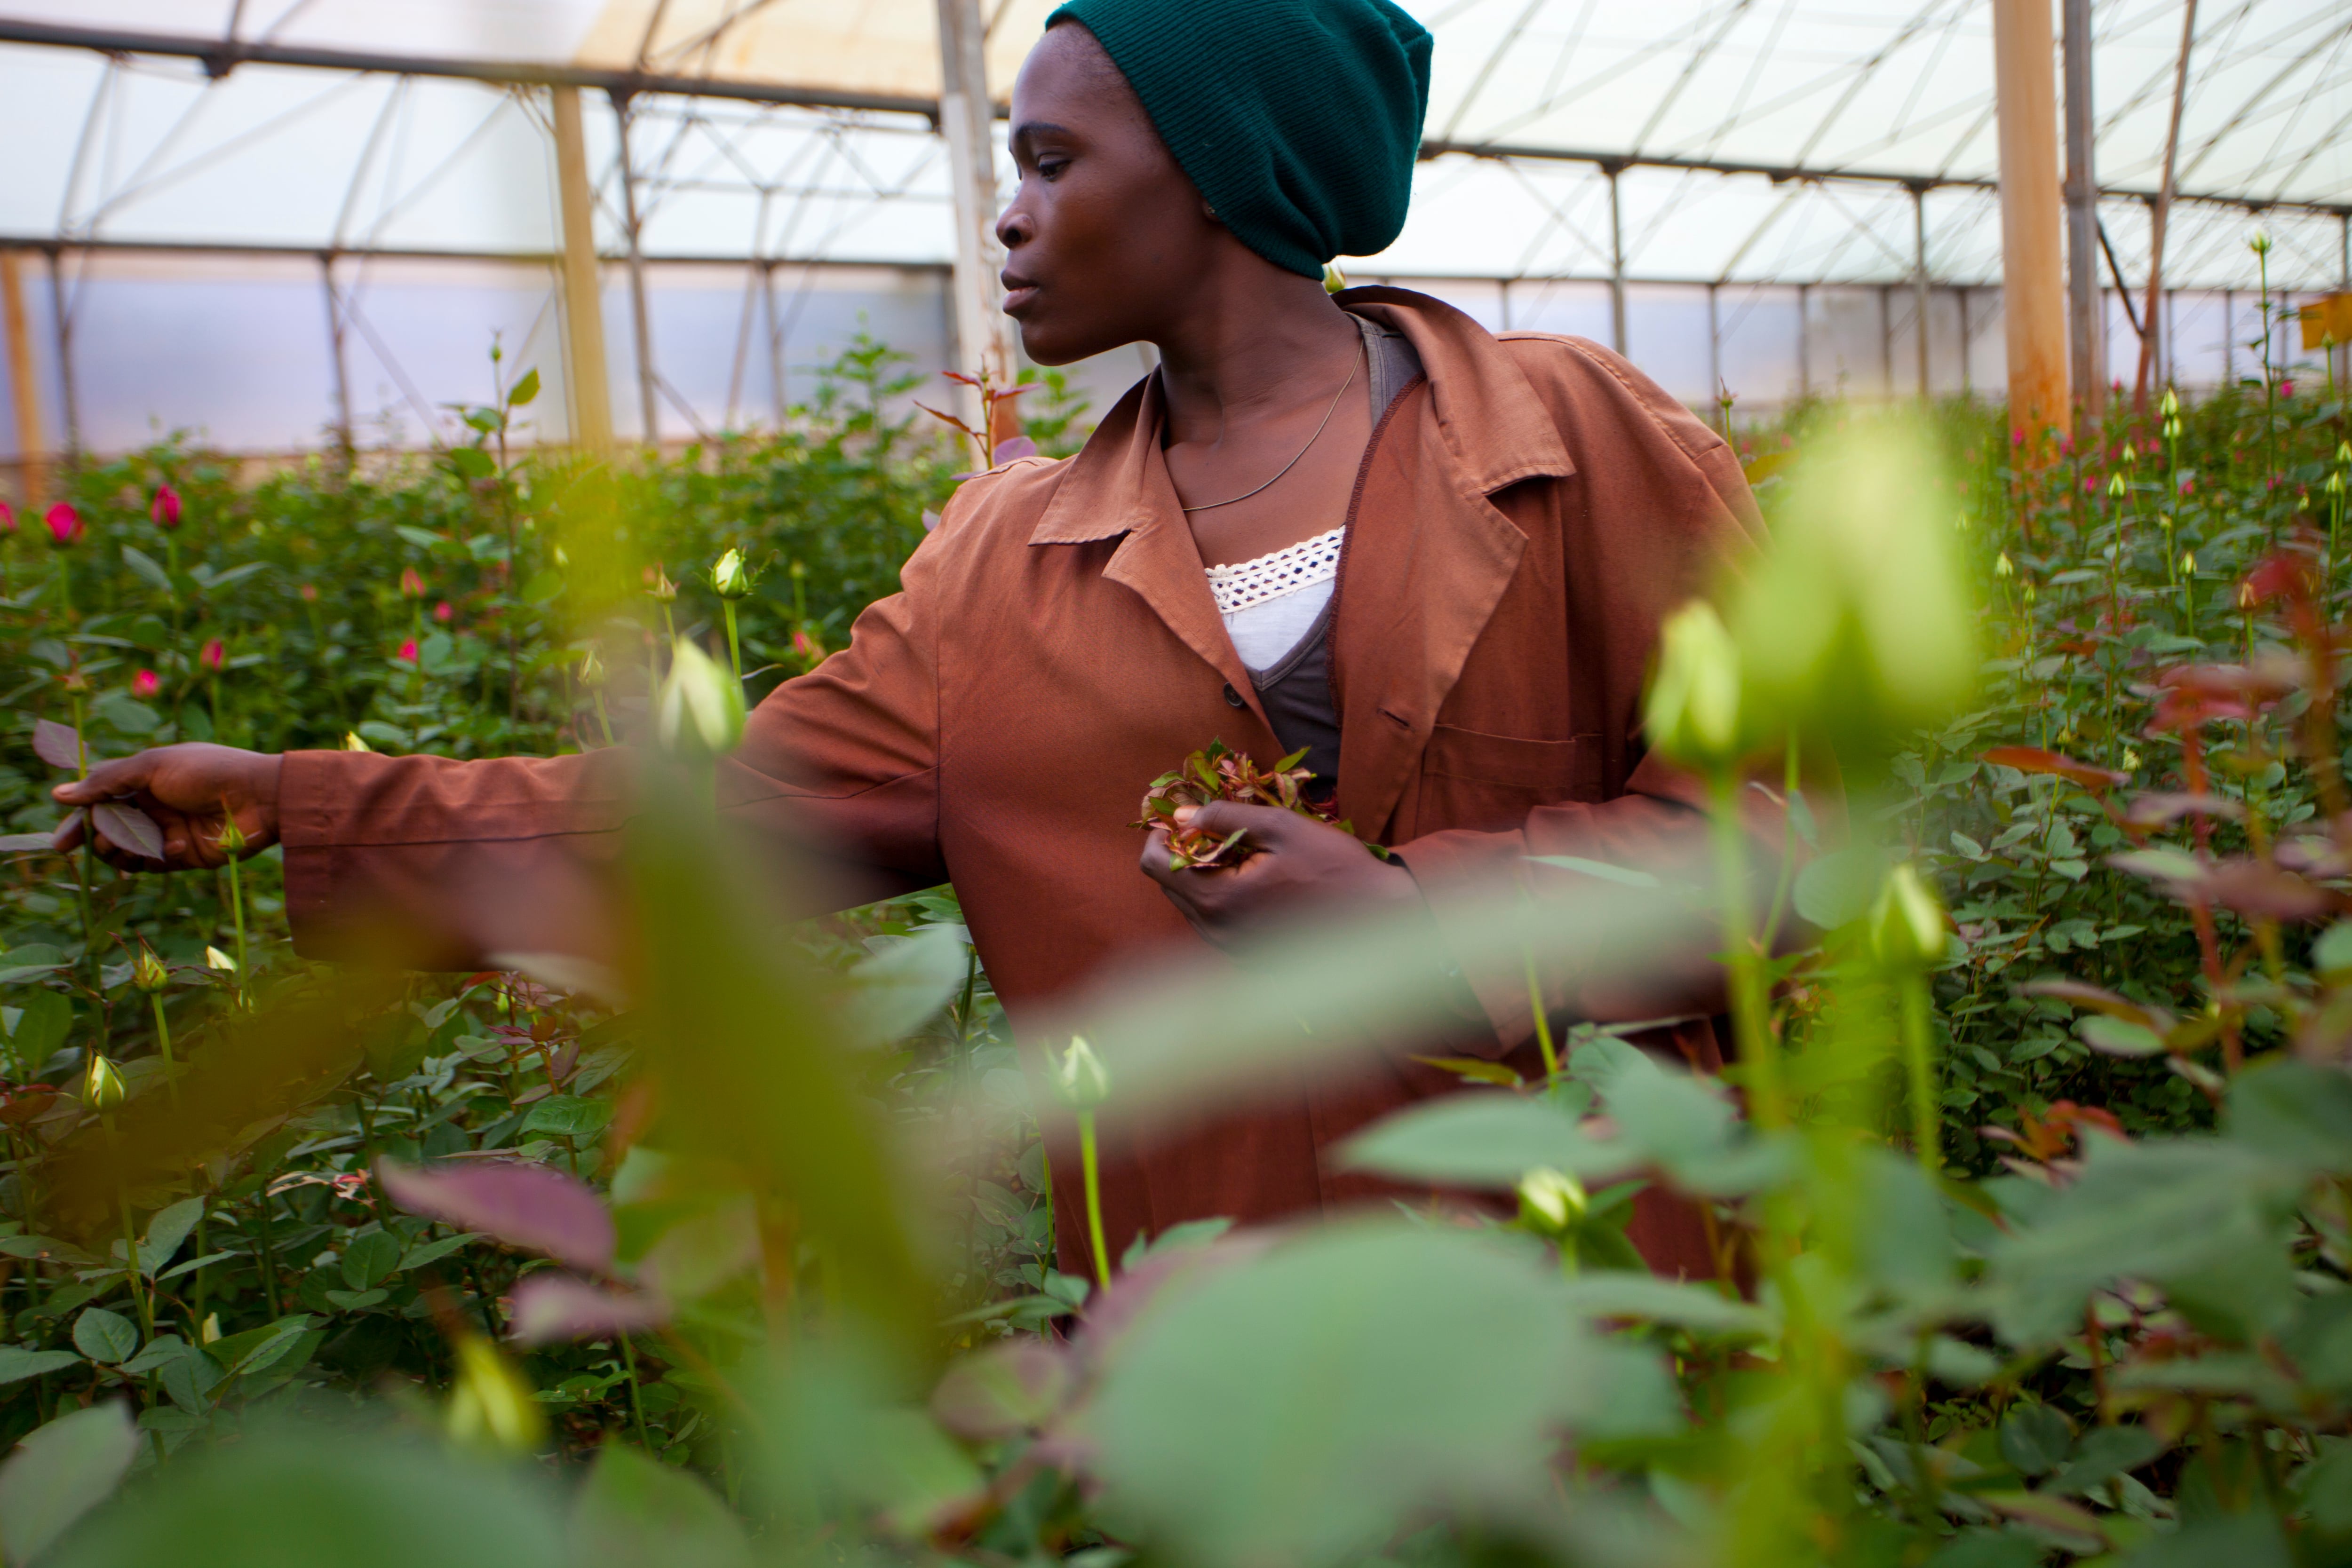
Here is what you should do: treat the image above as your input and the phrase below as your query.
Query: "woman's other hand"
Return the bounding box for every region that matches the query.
[1139,800,1418,948]
[51,744,284,871]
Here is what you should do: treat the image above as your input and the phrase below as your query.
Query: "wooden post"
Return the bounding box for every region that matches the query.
[2061,0,2103,419]
[1,251,44,508]
[2134,0,2196,410]
[935,0,1014,447]
[550,86,615,452]
[1993,0,2070,444]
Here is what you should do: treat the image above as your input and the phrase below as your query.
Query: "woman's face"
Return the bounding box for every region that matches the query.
[996,24,1224,364]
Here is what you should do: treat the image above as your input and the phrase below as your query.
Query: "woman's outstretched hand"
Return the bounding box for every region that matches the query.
[1139,800,1419,948]
[51,744,284,872]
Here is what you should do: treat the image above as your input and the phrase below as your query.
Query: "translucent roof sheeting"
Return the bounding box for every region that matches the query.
[0,0,2340,289]
[0,0,2344,459]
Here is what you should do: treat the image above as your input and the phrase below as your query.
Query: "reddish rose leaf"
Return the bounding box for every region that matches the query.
[90,803,164,861]
[1979,747,2128,790]
[506,1271,667,1346]
[2122,793,2244,828]
[2015,979,2176,1034]
[2200,860,2336,922]
[377,1157,614,1273]
[2156,662,2293,703]
[31,720,84,772]
[931,1339,1075,1441]
[2275,836,2352,878]
[992,435,1041,464]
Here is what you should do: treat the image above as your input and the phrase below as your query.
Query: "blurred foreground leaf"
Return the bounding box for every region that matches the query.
[0,1402,136,1567]
[1085,1221,1645,1568]
[50,1423,564,1568]
[568,1443,752,1568]
[626,766,933,1352]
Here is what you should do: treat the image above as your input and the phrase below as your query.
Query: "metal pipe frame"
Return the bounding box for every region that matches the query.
[0,18,2337,224]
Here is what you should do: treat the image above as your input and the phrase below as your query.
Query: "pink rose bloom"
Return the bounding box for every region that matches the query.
[0,500,14,535]
[131,669,161,699]
[200,638,226,673]
[151,485,182,529]
[397,638,420,664]
[2279,380,2294,397]
[433,601,454,624]
[44,502,80,546]
[399,567,426,599]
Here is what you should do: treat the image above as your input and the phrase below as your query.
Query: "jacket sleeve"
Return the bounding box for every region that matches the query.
[1388,334,1804,1053]
[280,511,959,969]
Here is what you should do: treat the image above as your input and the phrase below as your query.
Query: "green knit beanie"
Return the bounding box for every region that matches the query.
[1042,0,1432,279]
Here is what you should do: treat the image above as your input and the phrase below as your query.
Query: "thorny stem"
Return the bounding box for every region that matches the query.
[1521,939,1560,1083]
[1760,732,1802,952]
[224,853,250,1010]
[1904,1330,1942,1533]
[1078,1108,1111,1291]
[69,689,98,992]
[1898,973,1940,1175]
[1708,771,1783,1128]
[620,1332,654,1450]
[150,994,180,1110]
[721,600,743,685]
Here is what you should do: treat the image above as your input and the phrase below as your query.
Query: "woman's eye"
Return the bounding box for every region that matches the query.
[1036,158,1069,182]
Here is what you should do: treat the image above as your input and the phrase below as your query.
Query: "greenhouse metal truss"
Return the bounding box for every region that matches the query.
[0,0,2346,459]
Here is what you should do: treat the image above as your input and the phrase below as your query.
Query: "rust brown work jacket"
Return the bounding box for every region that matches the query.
[278,288,1764,1279]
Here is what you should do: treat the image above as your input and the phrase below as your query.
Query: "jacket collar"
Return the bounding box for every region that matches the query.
[1023,290,1580,821]
[1027,288,1575,549]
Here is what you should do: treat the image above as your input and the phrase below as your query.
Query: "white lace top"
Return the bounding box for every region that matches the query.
[1208,527,1343,669]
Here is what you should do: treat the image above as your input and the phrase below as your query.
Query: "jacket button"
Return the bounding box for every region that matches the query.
[1224,683,1245,708]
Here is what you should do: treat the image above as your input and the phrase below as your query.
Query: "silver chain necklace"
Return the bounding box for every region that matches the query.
[1175,342,1365,513]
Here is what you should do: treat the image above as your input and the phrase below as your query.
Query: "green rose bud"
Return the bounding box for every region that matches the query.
[133,947,169,993]
[1516,1167,1587,1237]
[1052,1036,1112,1110]
[656,638,747,758]
[712,548,754,602]
[1869,862,1947,970]
[83,1053,127,1113]
[577,646,608,690]
[445,1332,549,1453]
[1643,600,1744,769]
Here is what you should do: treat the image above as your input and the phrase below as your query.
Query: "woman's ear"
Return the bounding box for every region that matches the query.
[1201,198,1222,224]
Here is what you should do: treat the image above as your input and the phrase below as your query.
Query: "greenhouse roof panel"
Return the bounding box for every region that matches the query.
[0,0,2341,288]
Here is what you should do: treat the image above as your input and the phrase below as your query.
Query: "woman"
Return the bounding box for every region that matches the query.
[58,0,1764,1279]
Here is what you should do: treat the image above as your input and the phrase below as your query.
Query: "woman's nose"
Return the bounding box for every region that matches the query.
[996,201,1030,249]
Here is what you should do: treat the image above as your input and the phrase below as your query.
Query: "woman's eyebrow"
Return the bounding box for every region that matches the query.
[1010,120,1073,156]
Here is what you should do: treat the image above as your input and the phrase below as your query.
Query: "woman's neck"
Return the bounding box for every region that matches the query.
[1149,271,1363,447]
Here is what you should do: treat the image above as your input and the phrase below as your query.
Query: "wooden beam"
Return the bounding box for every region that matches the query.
[936,0,1014,445]
[550,86,615,453]
[1,251,44,508]
[1993,0,2070,444]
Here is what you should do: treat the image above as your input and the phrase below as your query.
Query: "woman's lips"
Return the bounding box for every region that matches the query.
[1001,281,1040,314]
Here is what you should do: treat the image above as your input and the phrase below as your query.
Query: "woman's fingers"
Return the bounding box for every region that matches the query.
[51,752,158,808]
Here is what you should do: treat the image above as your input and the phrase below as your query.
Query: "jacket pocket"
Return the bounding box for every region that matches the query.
[1416,726,1601,831]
